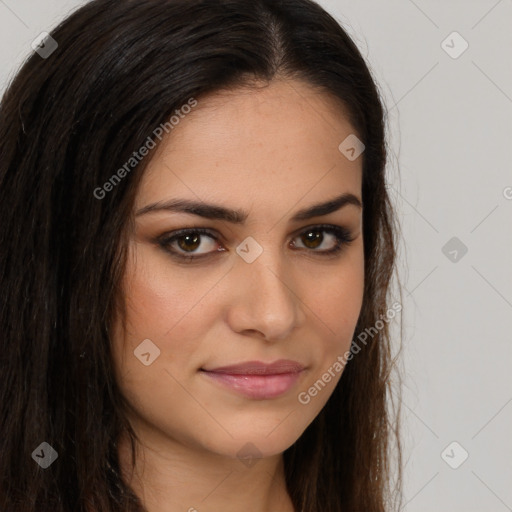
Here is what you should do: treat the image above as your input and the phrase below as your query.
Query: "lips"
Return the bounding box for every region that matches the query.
[202,359,305,375]
[200,359,306,399]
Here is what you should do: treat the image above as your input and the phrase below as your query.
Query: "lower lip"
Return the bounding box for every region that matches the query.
[200,370,303,399]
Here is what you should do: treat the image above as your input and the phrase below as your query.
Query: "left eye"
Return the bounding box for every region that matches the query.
[157,225,353,260]
[291,227,346,251]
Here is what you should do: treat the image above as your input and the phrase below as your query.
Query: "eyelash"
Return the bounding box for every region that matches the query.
[156,224,356,262]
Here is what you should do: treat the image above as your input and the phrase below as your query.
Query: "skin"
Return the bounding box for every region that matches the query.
[112,78,365,512]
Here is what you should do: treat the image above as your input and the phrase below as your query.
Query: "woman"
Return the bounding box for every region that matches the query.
[0,0,403,510]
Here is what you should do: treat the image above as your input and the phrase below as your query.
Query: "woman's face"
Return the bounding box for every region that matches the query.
[112,79,364,461]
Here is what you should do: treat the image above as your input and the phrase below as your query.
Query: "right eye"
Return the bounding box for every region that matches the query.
[157,228,224,260]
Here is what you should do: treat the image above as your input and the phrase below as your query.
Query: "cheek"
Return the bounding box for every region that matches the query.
[127,243,228,327]
[112,245,225,379]
[110,249,225,439]
[307,247,365,343]
[293,251,364,408]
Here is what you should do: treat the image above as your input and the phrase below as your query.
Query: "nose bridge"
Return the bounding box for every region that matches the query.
[228,238,302,339]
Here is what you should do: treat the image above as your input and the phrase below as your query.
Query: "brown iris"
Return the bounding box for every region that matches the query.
[301,230,322,249]
[177,234,201,252]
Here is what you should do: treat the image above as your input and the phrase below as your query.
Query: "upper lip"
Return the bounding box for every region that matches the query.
[201,359,305,375]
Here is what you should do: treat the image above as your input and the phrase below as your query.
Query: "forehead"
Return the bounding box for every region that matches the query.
[135,79,362,210]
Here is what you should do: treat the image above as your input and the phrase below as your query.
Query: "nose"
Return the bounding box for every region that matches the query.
[225,245,305,341]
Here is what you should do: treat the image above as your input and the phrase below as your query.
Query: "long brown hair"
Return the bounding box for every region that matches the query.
[0,0,403,510]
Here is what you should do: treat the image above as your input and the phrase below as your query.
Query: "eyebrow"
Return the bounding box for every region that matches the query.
[135,192,362,223]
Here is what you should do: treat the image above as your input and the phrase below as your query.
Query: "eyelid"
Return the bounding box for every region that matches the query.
[289,223,355,250]
[289,222,347,238]
[157,227,222,259]
[156,224,354,260]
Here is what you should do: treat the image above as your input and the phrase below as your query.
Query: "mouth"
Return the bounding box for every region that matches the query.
[199,359,306,400]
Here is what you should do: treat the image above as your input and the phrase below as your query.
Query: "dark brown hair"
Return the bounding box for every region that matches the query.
[0,0,403,510]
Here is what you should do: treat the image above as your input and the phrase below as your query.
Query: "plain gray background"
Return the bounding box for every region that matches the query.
[1,1,511,511]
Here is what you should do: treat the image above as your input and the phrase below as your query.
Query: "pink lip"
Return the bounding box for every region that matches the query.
[200,359,305,399]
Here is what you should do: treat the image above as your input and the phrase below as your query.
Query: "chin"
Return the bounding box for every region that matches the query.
[192,416,311,462]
